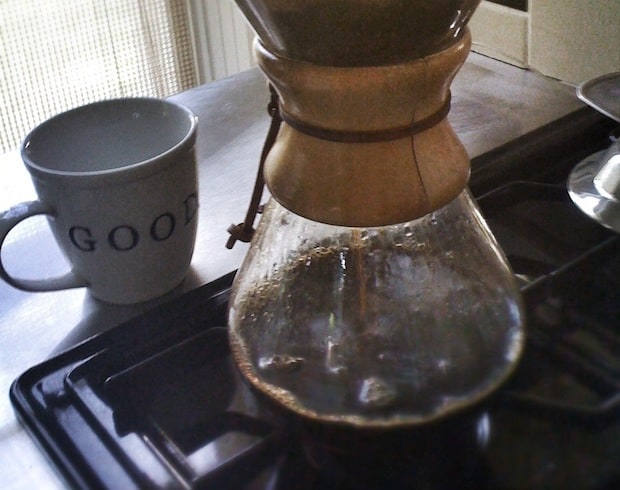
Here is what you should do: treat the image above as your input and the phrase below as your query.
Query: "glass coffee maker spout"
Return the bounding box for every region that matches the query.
[227,0,524,428]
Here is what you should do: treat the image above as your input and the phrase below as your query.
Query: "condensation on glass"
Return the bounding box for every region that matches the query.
[229,192,524,427]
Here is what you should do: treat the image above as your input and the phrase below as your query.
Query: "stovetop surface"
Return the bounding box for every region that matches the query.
[10,115,620,489]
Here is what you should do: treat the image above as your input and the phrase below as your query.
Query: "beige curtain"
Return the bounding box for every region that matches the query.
[0,0,197,153]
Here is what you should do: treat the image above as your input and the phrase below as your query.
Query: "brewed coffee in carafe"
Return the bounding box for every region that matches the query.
[227,0,524,428]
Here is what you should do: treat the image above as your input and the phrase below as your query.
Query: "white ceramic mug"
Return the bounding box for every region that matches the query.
[0,98,199,304]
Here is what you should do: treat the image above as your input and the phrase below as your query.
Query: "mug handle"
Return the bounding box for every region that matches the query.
[0,200,89,292]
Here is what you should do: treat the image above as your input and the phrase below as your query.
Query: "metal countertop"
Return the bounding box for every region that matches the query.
[0,53,583,489]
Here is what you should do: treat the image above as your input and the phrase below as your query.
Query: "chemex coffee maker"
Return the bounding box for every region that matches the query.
[226,0,524,436]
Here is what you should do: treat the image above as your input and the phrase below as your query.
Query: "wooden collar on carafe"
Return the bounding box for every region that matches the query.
[225,86,454,247]
[226,30,472,245]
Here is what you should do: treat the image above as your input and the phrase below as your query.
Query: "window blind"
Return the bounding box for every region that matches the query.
[0,0,197,153]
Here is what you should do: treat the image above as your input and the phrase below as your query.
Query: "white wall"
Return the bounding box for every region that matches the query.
[529,0,620,84]
[469,2,529,68]
[471,0,620,85]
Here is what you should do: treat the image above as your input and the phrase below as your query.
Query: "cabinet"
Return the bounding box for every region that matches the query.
[470,0,620,84]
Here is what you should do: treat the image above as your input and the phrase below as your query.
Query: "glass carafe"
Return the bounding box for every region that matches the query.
[227,0,524,428]
[229,191,523,427]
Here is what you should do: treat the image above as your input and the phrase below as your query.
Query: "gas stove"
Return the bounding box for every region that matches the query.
[10,100,620,489]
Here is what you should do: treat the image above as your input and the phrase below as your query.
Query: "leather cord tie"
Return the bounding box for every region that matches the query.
[226,85,281,249]
[279,92,451,143]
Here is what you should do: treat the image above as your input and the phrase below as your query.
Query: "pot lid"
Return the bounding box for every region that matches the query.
[577,72,620,123]
[568,141,620,233]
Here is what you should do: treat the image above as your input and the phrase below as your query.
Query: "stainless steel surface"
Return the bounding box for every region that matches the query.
[569,140,620,232]
[577,72,620,123]
[0,53,583,489]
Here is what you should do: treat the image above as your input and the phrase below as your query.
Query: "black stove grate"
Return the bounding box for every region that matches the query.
[478,181,620,427]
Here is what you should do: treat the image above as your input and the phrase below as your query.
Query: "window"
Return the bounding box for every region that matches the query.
[0,0,197,153]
